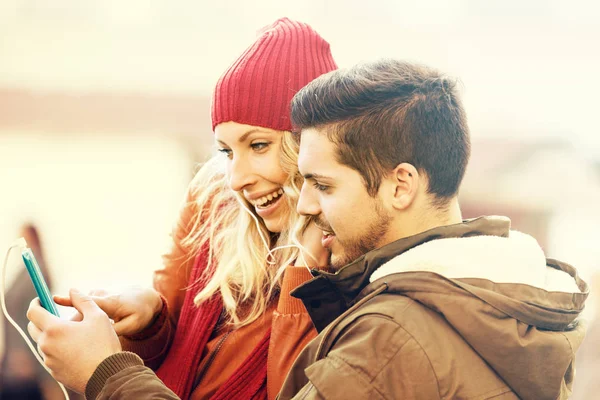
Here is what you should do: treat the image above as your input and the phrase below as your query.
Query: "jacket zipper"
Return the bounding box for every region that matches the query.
[192,329,232,391]
[299,382,315,400]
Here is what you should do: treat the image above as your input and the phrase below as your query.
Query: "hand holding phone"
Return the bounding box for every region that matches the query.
[22,247,60,317]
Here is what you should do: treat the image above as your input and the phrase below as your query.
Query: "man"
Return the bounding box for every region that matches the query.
[277,59,588,399]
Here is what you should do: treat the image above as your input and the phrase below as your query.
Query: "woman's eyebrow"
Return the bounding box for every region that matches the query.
[238,129,272,142]
[217,129,274,147]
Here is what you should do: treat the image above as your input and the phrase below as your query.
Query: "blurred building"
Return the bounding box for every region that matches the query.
[462,138,600,253]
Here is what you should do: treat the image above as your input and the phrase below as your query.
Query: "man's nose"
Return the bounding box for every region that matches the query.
[228,157,256,192]
[297,182,321,216]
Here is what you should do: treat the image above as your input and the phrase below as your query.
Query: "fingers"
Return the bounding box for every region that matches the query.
[70,311,84,322]
[26,298,59,331]
[88,296,112,311]
[55,291,115,317]
[111,318,136,336]
[37,343,46,360]
[111,320,126,336]
[27,321,42,343]
[53,295,73,307]
[88,288,110,297]
[55,287,109,306]
[86,296,121,320]
[69,289,103,318]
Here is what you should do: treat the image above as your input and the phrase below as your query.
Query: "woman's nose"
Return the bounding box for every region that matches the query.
[228,156,256,191]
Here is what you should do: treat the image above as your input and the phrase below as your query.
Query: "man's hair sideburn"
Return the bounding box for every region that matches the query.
[290,59,471,207]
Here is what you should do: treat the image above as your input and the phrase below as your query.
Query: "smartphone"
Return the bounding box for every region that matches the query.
[22,248,60,317]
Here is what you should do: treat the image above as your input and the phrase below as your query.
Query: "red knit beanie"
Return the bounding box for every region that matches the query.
[211,17,337,132]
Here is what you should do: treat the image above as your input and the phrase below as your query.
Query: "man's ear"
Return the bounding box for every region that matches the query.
[390,163,419,210]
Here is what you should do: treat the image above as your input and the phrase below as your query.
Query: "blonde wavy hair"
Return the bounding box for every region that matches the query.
[179,131,308,328]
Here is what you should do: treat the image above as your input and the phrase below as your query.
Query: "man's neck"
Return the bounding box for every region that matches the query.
[439,197,463,226]
[385,197,463,244]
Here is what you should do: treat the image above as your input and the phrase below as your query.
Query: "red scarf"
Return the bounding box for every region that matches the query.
[156,251,270,399]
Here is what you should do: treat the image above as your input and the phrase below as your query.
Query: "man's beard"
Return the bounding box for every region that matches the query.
[318,202,392,270]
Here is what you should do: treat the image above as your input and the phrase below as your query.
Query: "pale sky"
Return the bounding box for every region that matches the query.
[1,0,599,158]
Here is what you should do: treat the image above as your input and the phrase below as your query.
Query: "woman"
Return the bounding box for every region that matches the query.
[28,17,337,400]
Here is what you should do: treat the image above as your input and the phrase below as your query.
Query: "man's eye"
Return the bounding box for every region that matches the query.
[251,142,270,151]
[217,148,233,159]
[312,182,329,192]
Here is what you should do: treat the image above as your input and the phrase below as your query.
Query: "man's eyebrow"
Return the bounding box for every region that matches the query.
[216,129,272,146]
[303,173,332,181]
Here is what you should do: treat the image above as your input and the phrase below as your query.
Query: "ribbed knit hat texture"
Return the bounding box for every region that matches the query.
[211,17,337,132]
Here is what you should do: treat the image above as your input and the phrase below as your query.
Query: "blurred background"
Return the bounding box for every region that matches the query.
[0,1,599,398]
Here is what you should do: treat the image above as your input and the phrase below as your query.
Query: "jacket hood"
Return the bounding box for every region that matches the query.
[364,227,588,400]
[370,229,579,293]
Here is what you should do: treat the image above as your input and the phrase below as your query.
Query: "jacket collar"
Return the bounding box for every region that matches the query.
[369,230,580,293]
[291,216,511,332]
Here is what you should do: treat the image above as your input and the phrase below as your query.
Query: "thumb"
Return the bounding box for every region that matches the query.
[69,288,102,318]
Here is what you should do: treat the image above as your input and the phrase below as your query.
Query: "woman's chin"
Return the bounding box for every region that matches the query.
[263,218,284,234]
[262,208,289,234]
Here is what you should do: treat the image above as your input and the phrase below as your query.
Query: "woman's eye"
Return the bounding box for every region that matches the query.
[217,148,233,159]
[312,182,329,192]
[251,142,270,151]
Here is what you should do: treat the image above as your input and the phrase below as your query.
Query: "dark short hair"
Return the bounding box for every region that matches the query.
[291,59,470,206]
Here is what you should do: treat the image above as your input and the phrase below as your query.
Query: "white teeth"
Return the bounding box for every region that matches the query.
[250,188,284,206]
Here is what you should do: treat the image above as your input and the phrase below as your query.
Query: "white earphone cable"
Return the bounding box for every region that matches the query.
[1,239,69,400]
[236,194,313,273]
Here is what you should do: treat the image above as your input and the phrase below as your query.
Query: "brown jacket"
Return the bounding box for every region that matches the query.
[278,216,589,400]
